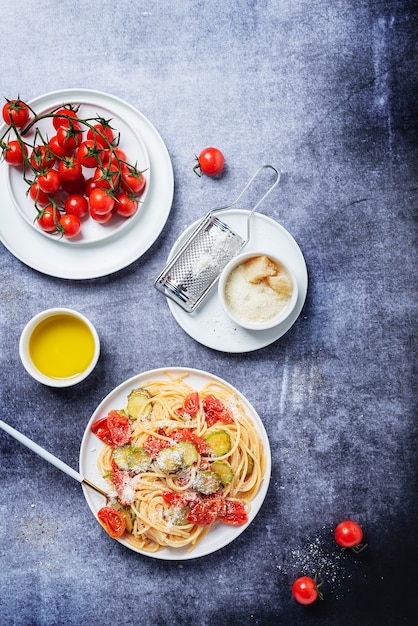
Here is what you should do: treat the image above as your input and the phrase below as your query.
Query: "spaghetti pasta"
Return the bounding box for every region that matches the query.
[92,371,266,553]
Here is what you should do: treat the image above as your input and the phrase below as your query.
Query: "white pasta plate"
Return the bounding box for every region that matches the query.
[79,367,272,560]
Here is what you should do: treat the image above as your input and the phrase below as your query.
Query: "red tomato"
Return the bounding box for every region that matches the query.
[107,410,131,446]
[162,491,186,507]
[217,500,248,525]
[59,213,81,238]
[48,135,71,160]
[114,192,138,218]
[89,187,115,214]
[38,169,61,194]
[187,497,222,526]
[57,123,82,150]
[292,576,323,605]
[91,417,113,446]
[77,140,101,168]
[2,99,30,127]
[29,181,50,206]
[36,205,60,233]
[61,173,85,194]
[58,157,82,182]
[170,429,210,456]
[90,205,114,223]
[3,140,28,166]
[52,107,79,130]
[93,163,120,190]
[121,166,146,195]
[194,147,224,177]
[143,435,170,459]
[182,392,200,415]
[84,177,98,196]
[87,121,114,148]
[334,520,365,549]
[97,506,126,538]
[30,145,56,172]
[64,194,88,218]
[202,394,234,427]
[101,147,127,166]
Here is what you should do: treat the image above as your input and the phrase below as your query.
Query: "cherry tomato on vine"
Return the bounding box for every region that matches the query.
[58,157,82,182]
[38,169,61,194]
[29,181,49,206]
[64,194,88,218]
[194,147,224,177]
[59,213,81,238]
[101,147,127,166]
[93,163,120,190]
[2,99,30,127]
[36,205,60,233]
[90,205,114,223]
[77,140,101,168]
[60,173,85,194]
[48,135,71,159]
[334,520,365,550]
[52,107,79,130]
[114,192,138,218]
[292,576,323,605]
[89,187,115,215]
[57,123,82,151]
[121,165,146,195]
[3,140,28,166]
[87,121,114,148]
[30,145,56,172]
[84,177,98,196]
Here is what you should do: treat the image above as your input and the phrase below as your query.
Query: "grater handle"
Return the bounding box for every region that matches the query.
[212,164,280,244]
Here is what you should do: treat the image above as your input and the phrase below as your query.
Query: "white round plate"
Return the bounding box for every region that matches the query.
[165,210,308,352]
[79,367,271,560]
[6,93,150,245]
[0,89,173,278]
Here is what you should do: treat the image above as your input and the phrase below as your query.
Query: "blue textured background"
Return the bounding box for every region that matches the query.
[0,1,417,624]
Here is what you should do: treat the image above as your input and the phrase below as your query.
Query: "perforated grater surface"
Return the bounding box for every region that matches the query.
[154,165,280,313]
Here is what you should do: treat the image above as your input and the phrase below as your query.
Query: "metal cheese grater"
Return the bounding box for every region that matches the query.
[154,165,280,313]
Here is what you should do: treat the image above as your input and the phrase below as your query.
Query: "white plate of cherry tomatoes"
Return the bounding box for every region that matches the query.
[0,89,174,278]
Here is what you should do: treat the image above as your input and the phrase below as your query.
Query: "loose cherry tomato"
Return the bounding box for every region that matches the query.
[97,506,126,538]
[52,107,79,130]
[89,187,115,215]
[64,194,88,218]
[121,165,146,195]
[57,123,82,150]
[292,575,323,605]
[77,140,102,168]
[38,169,61,194]
[59,213,81,238]
[2,99,30,127]
[30,145,56,172]
[87,121,114,148]
[334,520,365,550]
[58,157,82,182]
[107,410,131,446]
[194,147,224,177]
[114,192,138,218]
[36,205,60,233]
[3,140,28,166]
[29,181,50,206]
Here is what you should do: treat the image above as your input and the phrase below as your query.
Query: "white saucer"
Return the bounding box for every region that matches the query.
[0,89,173,279]
[165,210,308,352]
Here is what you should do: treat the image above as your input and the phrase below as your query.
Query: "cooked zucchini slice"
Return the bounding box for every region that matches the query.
[112,445,152,473]
[204,430,231,456]
[210,460,234,485]
[246,454,254,477]
[155,442,198,474]
[193,470,221,495]
[127,388,152,420]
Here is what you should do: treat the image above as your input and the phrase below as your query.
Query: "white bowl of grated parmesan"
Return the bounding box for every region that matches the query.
[218,251,298,330]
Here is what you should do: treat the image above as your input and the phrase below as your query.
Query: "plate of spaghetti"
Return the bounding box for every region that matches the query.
[80,368,271,560]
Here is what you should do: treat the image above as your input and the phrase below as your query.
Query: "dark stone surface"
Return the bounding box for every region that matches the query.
[0,1,416,624]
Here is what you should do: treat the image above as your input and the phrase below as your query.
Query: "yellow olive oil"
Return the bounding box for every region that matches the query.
[29,314,95,379]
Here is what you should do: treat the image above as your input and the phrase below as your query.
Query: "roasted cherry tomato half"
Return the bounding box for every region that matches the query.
[193,147,224,177]
[97,506,126,538]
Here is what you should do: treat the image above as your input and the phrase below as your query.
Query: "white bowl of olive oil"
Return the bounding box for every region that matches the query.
[19,308,100,387]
